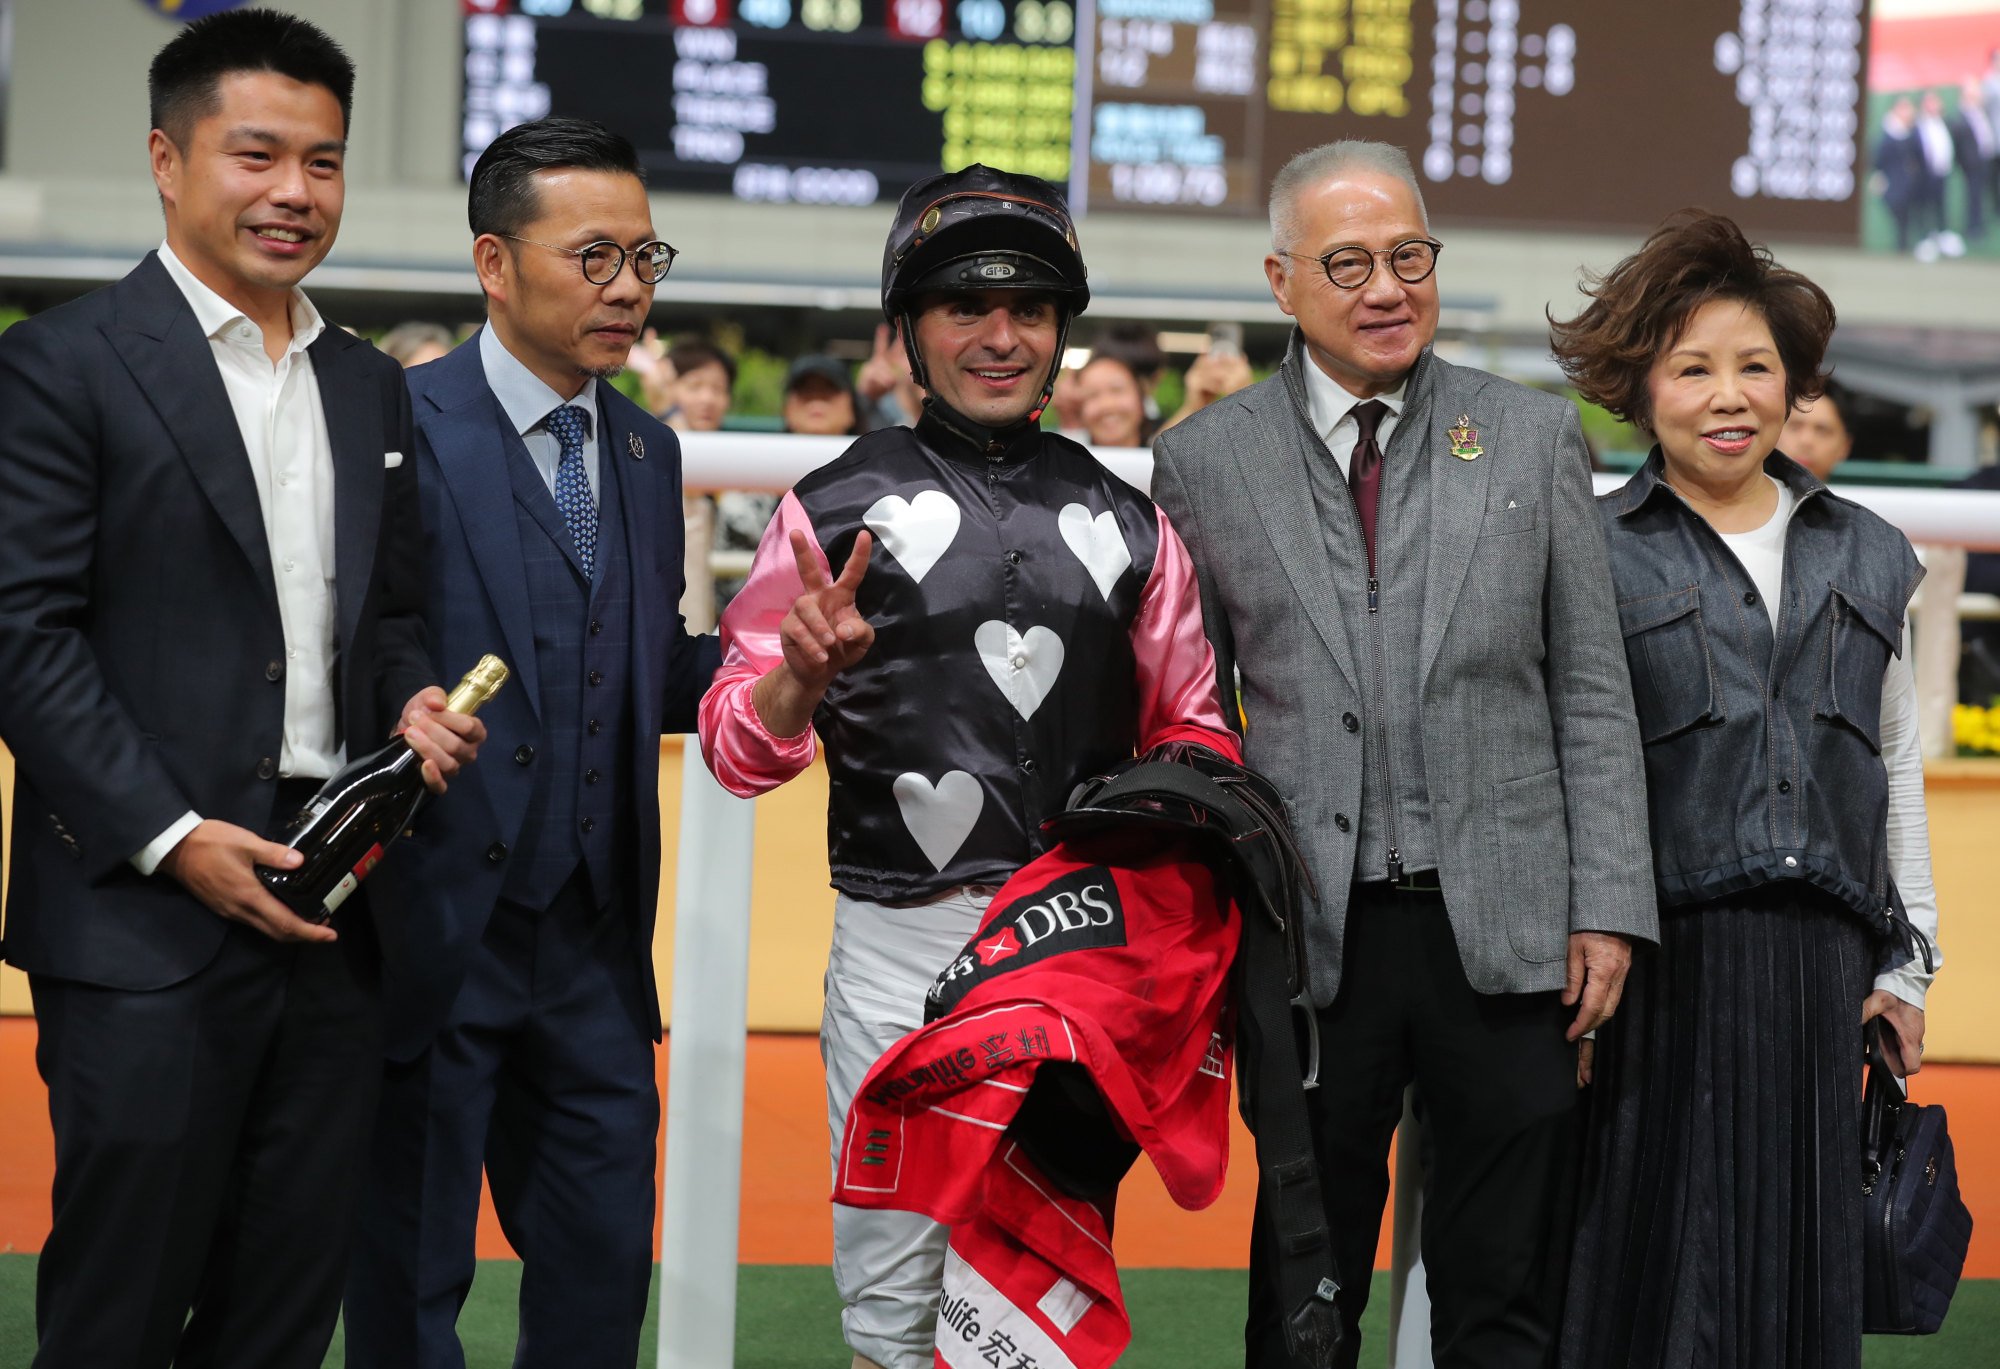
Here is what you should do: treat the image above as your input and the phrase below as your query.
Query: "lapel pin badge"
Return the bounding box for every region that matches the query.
[628,432,645,460]
[1447,414,1483,461]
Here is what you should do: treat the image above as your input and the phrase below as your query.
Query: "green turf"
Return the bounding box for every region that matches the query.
[1,1254,1994,1365]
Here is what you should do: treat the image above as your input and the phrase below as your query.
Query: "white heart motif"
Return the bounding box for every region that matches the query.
[1058,503,1132,601]
[893,770,984,872]
[864,489,962,585]
[975,621,1065,720]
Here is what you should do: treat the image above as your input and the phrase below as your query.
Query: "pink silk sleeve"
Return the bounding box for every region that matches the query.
[696,491,824,796]
[1132,509,1242,762]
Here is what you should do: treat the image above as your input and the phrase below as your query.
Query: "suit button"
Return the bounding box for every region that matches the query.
[265,659,285,682]
[515,744,535,765]
[590,620,603,635]
[1744,591,1759,607]
[1019,757,1037,774]
[485,842,508,864]
[256,757,277,780]
[580,817,596,834]
[587,719,602,736]
[1342,712,1359,733]
[588,670,604,686]
[585,768,601,785]
[1334,813,1351,832]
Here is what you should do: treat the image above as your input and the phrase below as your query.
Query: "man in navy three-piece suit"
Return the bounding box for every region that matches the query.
[343,117,720,1368]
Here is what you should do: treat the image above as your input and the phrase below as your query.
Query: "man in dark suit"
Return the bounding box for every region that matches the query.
[342,117,720,1369]
[1949,77,1998,244]
[1151,140,1656,1368]
[1874,96,1927,253]
[0,12,484,1368]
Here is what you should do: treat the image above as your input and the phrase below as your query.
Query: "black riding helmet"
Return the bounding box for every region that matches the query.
[881,164,1090,429]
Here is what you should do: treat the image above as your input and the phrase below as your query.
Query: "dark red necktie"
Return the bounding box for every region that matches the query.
[1349,400,1389,570]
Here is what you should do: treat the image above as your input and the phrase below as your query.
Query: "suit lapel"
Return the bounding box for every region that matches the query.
[313,329,385,670]
[1232,375,1360,695]
[103,257,279,626]
[419,348,544,715]
[1414,358,1496,688]
[599,391,660,733]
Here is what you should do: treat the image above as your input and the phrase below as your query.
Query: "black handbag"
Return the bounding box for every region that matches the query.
[1860,1018,1974,1335]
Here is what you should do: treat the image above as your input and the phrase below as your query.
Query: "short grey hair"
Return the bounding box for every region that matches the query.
[1268,140,1429,256]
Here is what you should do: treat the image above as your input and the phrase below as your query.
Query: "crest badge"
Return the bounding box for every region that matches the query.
[628,433,645,460]
[1447,414,1483,460]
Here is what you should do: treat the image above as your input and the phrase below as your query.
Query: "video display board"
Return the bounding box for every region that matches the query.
[462,0,1876,241]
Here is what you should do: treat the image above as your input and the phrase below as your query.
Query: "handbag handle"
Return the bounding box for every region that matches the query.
[1860,1018,1904,1194]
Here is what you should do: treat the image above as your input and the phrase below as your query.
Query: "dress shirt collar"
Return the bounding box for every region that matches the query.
[478,323,599,440]
[1300,346,1408,447]
[158,240,324,357]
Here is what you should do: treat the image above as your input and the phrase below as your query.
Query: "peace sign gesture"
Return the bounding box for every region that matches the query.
[779,528,875,691]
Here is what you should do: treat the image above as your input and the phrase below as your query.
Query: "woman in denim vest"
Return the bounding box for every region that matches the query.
[1548,212,1943,1369]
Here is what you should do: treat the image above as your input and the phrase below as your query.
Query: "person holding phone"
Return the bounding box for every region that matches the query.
[1159,323,1255,437]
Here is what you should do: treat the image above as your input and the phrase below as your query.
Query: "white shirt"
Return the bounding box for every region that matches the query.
[478,324,601,506]
[1714,477,1942,1009]
[134,243,341,874]
[1301,349,1408,480]
[1917,112,1955,177]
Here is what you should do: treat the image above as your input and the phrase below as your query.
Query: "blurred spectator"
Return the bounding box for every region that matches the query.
[714,353,860,614]
[1874,96,1926,253]
[1780,380,1855,482]
[1091,321,1167,422]
[781,354,861,436]
[1158,343,1254,437]
[660,336,738,632]
[379,320,454,368]
[663,335,737,433]
[1076,352,1151,448]
[1950,78,1997,245]
[1048,362,1087,433]
[1915,92,1960,258]
[855,321,925,429]
[1960,462,2000,703]
[625,325,678,417]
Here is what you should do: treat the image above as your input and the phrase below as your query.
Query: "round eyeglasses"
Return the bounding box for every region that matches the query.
[502,235,678,285]
[1280,238,1442,290]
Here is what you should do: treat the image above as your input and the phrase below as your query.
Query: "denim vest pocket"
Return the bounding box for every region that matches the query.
[1815,584,1900,754]
[1617,586,1721,745]
[1492,767,1572,962]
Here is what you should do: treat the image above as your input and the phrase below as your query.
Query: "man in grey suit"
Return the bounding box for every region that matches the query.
[1151,141,1656,1368]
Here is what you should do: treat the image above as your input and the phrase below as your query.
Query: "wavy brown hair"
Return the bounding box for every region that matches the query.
[1548,210,1836,432]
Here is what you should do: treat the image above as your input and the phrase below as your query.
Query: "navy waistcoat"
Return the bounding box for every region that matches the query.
[502,418,637,909]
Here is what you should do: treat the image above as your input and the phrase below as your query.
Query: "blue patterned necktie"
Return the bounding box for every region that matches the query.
[544,403,597,578]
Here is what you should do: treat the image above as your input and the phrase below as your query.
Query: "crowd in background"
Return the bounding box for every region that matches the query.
[354,313,2000,727]
[1872,48,2000,260]
[363,314,1261,623]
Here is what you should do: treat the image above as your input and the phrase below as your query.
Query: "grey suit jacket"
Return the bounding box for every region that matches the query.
[1152,340,1657,1002]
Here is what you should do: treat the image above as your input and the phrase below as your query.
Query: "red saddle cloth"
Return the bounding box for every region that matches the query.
[834,841,1240,1369]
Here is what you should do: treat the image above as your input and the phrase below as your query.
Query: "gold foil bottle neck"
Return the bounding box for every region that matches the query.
[443,654,510,716]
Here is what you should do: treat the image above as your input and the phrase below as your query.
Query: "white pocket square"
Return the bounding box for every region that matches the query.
[383,450,404,469]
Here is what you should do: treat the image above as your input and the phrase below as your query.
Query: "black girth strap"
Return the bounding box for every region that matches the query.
[1047,745,1344,1366]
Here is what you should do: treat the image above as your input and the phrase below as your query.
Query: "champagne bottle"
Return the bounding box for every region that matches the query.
[258,655,510,922]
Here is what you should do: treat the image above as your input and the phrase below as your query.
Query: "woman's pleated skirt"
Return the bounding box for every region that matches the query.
[1560,887,1873,1369]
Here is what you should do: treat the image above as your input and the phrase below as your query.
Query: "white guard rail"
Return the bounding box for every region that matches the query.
[659,433,2000,1369]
